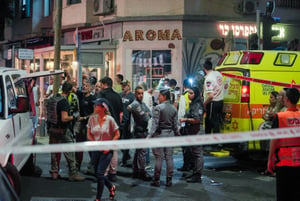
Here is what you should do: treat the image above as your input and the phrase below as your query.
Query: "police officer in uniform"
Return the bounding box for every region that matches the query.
[268,88,300,201]
[147,89,179,187]
[128,85,152,181]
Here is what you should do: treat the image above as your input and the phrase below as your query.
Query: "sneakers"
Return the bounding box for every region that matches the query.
[69,173,85,182]
[109,185,116,200]
[145,164,152,170]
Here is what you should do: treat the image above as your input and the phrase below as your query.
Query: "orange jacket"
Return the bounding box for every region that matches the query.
[275,108,300,167]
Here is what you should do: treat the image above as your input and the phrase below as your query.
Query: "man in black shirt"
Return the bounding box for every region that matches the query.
[48,82,85,181]
[74,79,96,171]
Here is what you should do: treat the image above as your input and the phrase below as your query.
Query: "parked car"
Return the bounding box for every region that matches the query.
[0,67,63,195]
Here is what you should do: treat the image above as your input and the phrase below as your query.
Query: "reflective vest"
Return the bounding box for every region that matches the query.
[276,108,300,167]
[183,90,190,112]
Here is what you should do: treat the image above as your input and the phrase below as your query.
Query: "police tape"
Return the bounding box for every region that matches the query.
[1,127,300,155]
[221,72,300,89]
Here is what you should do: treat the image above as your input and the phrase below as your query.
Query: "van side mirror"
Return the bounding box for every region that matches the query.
[9,96,29,114]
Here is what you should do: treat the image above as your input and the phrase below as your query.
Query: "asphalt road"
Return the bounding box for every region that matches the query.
[19,136,276,201]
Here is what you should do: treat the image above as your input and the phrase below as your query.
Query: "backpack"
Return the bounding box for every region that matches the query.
[45,95,65,125]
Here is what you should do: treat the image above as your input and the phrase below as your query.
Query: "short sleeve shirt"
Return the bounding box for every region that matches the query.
[87,114,119,141]
[56,95,69,128]
[204,71,224,101]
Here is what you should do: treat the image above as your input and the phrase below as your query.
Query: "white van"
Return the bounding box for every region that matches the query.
[0,67,63,195]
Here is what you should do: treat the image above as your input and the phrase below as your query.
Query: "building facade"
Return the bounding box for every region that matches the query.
[1,0,300,93]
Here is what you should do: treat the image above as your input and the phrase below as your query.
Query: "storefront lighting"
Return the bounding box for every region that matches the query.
[218,23,257,38]
[72,61,78,68]
[30,63,39,71]
[46,61,54,70]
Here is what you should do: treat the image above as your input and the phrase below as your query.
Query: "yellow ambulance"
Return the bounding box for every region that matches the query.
[215,50,300,155]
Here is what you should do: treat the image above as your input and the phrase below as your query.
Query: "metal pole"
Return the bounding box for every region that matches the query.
[256,9,260,50]
[12,45,15,68]
[53,0,62,95]
[77,34,82,90]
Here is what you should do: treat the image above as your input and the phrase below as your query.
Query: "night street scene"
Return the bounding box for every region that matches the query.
[0,0,300,201]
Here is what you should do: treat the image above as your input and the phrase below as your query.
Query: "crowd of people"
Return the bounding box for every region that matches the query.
[34,58,300,201]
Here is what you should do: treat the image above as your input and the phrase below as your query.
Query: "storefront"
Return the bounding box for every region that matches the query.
[120,21,183,90]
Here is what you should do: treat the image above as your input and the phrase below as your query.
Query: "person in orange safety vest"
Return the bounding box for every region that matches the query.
[268,87,300,201]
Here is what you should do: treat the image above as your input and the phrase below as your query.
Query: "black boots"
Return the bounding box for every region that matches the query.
[186,173,202,183]
[132,171,152,181]
[150,177,172,187]
[150,178,160,187]
[166,177,172,187]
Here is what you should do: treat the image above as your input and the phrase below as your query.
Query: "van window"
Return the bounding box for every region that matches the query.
[274,53,297,66]
[224,52,240,65]
[11,74,27,96]
[5,76,17,109]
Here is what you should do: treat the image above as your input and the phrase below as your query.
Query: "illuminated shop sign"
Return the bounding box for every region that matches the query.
[218,23,285,39]
[123,29,182,42]
[218,23,257,38]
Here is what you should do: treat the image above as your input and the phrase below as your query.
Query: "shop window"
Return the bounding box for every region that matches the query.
[67,0,81,5]
[132,50,171,90]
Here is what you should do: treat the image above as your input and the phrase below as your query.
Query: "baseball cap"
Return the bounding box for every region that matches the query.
[92,98,110,111]
[88,76,97,85]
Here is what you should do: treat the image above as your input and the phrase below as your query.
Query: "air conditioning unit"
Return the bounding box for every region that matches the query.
[242,0,258,14]
[93,0,113,16]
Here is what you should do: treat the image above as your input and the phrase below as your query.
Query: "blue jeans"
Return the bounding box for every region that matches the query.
[91,151,113,200]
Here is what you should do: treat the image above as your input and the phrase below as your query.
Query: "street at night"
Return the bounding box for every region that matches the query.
[20,137,275,201]
[1,1,300,201]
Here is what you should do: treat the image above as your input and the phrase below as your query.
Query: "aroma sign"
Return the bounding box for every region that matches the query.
[123,29,182,42]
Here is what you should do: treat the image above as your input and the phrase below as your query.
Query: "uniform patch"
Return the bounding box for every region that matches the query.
[206,81,211,88]
[287,117,300,126]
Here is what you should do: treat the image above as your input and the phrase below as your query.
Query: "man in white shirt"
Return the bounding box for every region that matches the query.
[203,59,224,134]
